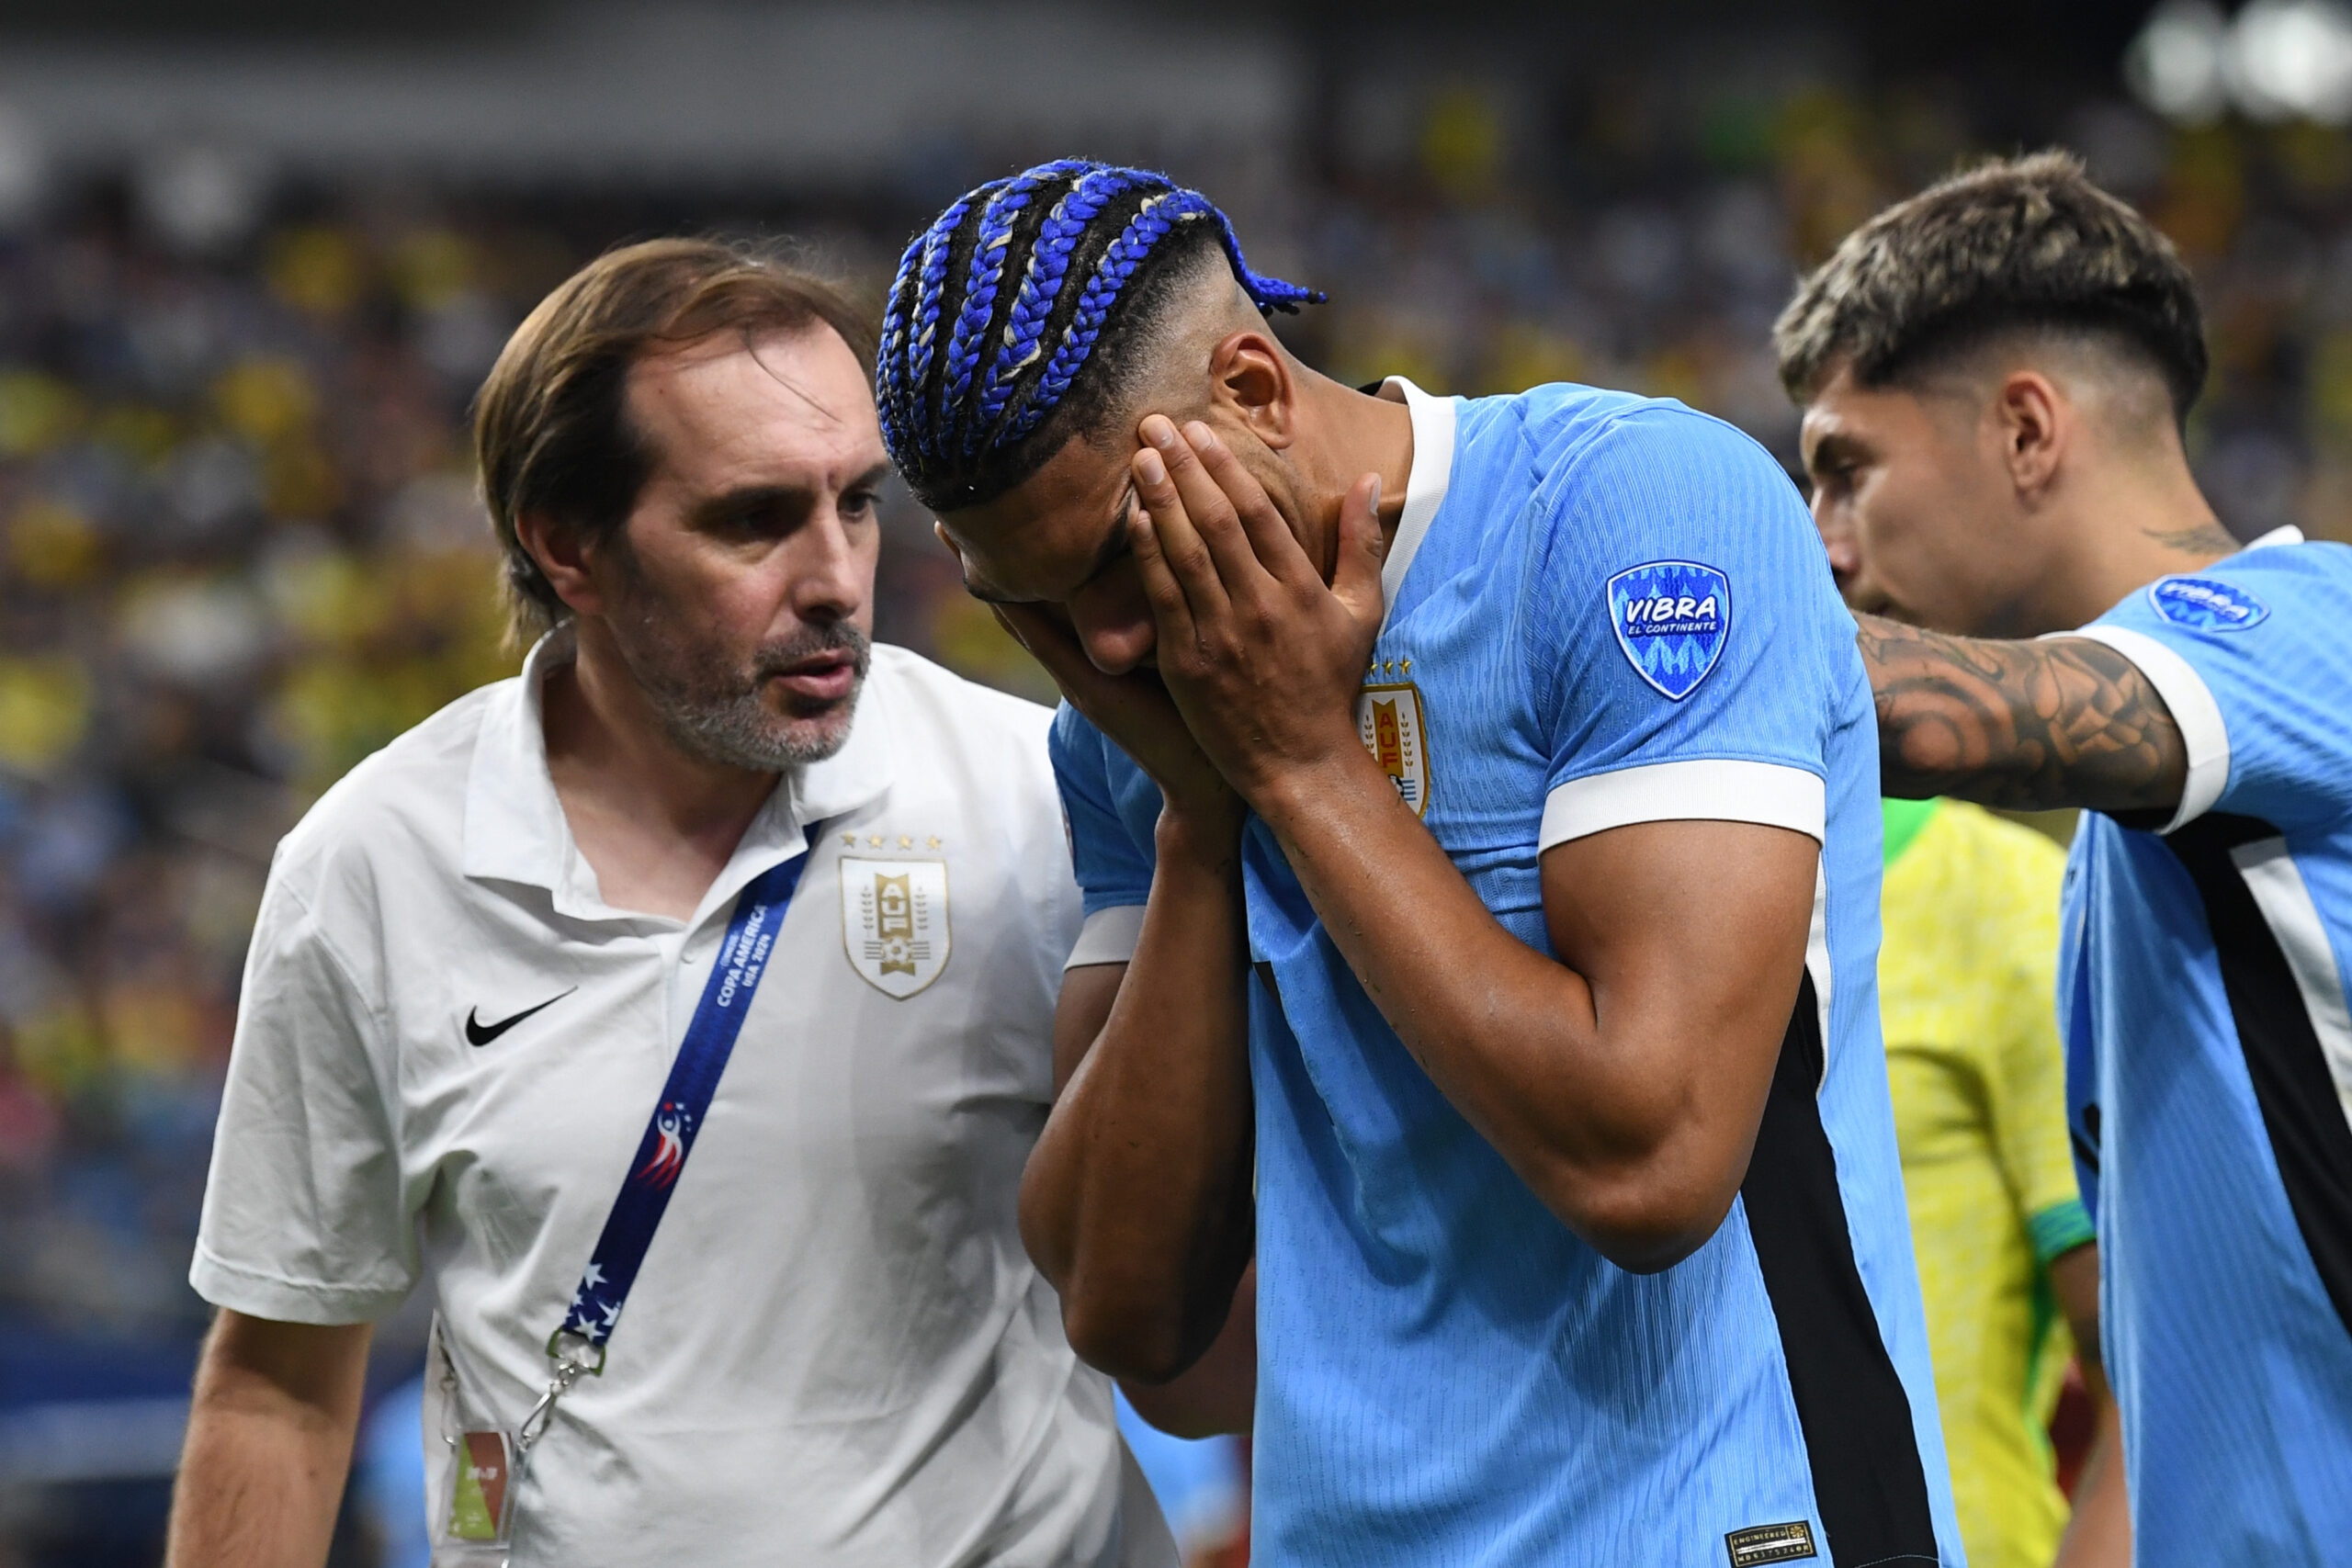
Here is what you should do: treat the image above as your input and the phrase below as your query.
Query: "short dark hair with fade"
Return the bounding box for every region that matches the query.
[1773,151,2208,425]
[473,237,876,641]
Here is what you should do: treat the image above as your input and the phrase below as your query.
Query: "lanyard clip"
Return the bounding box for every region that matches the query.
[517,1330,604,1455]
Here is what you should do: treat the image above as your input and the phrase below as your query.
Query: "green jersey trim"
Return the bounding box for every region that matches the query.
[2027,1198,2096,1265]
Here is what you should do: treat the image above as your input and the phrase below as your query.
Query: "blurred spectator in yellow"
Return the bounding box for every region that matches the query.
[1877,798,2125,1568]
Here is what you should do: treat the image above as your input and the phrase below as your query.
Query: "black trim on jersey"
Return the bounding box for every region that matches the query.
[2165,812,2352,1337]
[1741,972,1939,1567]
[2071,1103,2102,1177]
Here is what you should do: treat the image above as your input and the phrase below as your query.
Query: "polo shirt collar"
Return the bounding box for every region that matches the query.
[462,626,893,923]
[1376,376,1456,626]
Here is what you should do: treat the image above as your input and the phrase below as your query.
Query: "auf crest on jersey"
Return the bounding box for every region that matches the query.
[1608,559,1732,701]
[1357,656,1432,818]
[840,853,952,998]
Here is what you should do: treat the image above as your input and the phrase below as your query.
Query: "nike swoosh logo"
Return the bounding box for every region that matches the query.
[465,987,576,1047]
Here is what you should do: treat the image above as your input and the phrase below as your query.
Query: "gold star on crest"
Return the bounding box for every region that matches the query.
[927,835,943,849]
[842,832,857,846]
[898,835,913,849]
[867,834,884,847]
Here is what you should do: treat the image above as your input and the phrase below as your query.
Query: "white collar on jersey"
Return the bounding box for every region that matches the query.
[461,625,892,923]
[1375,376,1457,627]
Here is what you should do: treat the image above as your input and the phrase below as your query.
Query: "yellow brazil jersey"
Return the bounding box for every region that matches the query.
[1879,798,2094,1568]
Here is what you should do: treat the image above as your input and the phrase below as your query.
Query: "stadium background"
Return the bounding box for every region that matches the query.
[0,0,2341,1561]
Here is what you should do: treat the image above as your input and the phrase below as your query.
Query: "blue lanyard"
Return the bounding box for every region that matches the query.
[549,830,823,1361]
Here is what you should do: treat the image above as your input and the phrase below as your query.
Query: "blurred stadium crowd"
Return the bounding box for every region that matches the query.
[1,15,2350,1561]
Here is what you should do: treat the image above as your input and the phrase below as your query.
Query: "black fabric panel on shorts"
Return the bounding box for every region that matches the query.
[2164,811,2352,1338]
[1741,971,1939,1567]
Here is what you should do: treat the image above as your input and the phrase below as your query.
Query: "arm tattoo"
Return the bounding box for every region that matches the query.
[1854,614,2188,814]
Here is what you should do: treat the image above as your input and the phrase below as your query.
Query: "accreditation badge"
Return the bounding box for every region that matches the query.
[444,1427,516,1550]
[1356,681,1431,818]
[427,1314,521,1562]
[840,854,952,998]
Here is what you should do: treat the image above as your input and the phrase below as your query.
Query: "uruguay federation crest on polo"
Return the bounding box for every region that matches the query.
[1608,559,1731,700]
[840,856,950,998]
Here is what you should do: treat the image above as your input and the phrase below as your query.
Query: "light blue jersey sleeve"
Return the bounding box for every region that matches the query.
[1520,406,1849,850]
[1048,703,1158,967]
[2071,539,2352,834]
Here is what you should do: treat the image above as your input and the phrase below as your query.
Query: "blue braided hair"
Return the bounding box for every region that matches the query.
[876,159,1322,511]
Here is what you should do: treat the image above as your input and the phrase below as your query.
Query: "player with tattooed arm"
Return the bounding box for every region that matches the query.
[1780,152,2352,1562]
[877,160,1962,1566]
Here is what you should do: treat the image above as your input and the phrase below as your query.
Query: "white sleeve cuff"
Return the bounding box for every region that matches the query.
[1540,760,1826,851]
[187,1245,407,1325]
[2057,626,2230,833]
[1064,904,1146,968]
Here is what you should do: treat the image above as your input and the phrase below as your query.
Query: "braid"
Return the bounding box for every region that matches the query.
[899,183,991,449]
[939,163,1083,453]
[1014,190,1202,446]
[876,159,1324,510]
[875,227,927,457]
[971,164,1144,449]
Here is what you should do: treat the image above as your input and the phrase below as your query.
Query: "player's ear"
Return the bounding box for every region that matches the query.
[518,508,613,618]
[1996,369,2066,499]
[1208,329,1296,452]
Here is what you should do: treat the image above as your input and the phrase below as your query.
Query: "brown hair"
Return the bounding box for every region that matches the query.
[1773,151,2207,424]
[473,237,877,640]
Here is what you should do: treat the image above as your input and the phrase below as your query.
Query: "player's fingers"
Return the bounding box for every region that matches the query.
[1131,436,1229,622]
[1328,472,1389,633]
[1140,416,1260,600]
[1125,496,1201,653]
[1179,420,1317,588]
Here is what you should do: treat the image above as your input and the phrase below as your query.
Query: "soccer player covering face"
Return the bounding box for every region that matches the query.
[879,160,1964,1566]
[1779,152,2352,1562]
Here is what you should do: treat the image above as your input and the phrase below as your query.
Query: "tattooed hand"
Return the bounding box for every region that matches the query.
[1855,614,2188,816]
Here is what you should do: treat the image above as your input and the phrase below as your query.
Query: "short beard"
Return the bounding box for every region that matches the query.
[605,567,872,773]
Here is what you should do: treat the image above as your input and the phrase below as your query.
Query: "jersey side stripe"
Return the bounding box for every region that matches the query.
[1739,972,1940,1565]
[2165,813,2352,1337]
[2230,838,2352,1129]
[1804,866,1831,1089]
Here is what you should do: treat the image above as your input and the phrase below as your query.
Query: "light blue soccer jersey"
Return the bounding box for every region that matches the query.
[2058,530,2352,1562]
[1052,380,1962,1567]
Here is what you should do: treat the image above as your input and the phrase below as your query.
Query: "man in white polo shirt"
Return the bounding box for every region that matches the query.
[165,239,1173,1568]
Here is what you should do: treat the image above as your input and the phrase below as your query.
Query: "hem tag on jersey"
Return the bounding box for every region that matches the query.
[1608,559,1730,700]
[1724,1518,1817,1566]
[2147,573,2268,632]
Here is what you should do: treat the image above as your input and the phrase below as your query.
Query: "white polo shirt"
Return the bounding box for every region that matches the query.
[191,633,1172,1568]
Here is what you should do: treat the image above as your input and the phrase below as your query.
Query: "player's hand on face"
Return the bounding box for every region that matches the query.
[1127,413,1387,812]
[990,601,1243,840]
